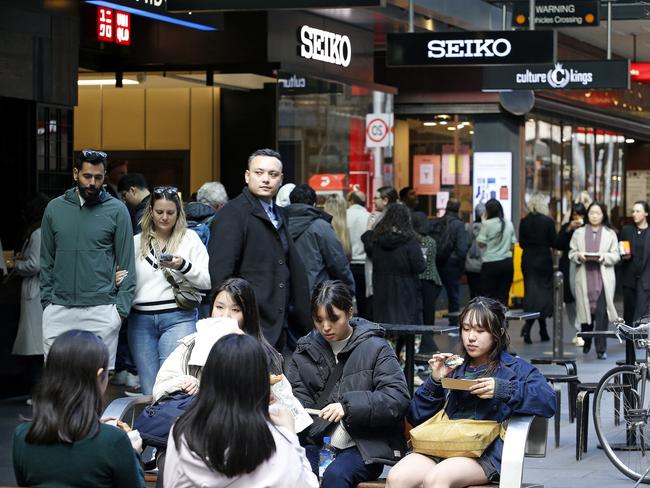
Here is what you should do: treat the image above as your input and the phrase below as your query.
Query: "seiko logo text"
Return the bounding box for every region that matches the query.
[427,38,512,59]
[299,25,351,67]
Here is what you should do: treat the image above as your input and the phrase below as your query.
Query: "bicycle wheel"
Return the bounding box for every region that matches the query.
[593,365,650,483]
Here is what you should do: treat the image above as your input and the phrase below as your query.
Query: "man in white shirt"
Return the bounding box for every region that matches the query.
[346,191,370,317]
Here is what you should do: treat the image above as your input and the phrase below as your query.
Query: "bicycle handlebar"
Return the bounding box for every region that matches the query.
[613,319,650,341]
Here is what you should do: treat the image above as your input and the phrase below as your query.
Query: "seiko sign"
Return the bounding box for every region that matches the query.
[387,31,556,67]
[299,25,351,67]
[481,60,630,91]
[427,38,512,59]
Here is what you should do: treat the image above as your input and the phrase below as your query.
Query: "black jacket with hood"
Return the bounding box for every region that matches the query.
[286,203,354,294]
[286,318,410,465]
[361,230,426,324]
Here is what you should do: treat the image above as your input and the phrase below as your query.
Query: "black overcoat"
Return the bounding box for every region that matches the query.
[208,187,311,345]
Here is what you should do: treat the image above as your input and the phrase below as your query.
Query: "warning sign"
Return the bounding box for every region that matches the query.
[365,113,393,148]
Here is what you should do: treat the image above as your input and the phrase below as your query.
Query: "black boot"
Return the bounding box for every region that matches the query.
[581,323,592,354]
[521,321,532,344]
[539,319,550,342]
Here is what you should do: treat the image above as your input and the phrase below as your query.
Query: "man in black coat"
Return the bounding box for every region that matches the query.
[208,148,311,350]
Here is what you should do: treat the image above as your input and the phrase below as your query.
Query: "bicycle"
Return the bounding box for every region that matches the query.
[593,319,650,485]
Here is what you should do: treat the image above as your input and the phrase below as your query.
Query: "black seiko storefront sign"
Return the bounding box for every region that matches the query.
[386,31,556,67]
[512,1,599,28]
[481,60,629,90]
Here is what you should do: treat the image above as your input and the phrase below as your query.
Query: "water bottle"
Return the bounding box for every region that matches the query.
[318,437,335,478]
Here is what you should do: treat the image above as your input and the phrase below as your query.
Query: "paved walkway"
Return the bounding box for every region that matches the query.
[0,314,642,487]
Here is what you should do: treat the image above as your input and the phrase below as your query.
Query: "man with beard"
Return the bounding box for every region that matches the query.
[40,150,136,369]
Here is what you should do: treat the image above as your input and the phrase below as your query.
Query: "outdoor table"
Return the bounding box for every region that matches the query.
[379,323,457,392]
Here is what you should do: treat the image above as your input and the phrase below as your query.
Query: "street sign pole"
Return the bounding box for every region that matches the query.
[607,1,612,59]
[529,0,535,30]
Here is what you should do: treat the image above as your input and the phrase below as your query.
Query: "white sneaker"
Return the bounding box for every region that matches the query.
[572,335,585,347]
[125,373,140,388]
[124,386,144,397]
[110,370,128,385]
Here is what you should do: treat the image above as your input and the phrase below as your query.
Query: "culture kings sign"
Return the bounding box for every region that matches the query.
[386,31,556,66]
[481,60,630,90]
[299,25,351,67]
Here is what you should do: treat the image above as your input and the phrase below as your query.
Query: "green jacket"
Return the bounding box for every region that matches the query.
[40,187,136,317]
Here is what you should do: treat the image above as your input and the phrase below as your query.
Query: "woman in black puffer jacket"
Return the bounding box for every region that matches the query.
[286,280,410,488]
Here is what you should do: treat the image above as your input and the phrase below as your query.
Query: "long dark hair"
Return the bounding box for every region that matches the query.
[457,297,509,376]
[207,278,283,374]
[23,193,50,239]
[372,203,418,242]
[586,201,610,228]
[485,198,505,236]
[26,330,108,444]
[173,334,276,477]
[311,280,354,323]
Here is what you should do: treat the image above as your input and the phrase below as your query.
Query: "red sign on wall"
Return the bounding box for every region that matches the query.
[97,7,113,42]
[115,11,131,45]
[308,173,347,191]
[96,7,131,45]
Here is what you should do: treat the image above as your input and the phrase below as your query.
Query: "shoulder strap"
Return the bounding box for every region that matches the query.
[151,238,180,289]
[315,355,348,410]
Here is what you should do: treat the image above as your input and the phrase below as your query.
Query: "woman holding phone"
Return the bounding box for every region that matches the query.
[128,186,210,395]
[569,202,620,359]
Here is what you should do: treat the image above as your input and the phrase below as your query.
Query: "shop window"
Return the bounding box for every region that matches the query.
[408,115,474,219]
[278,73,393,204]
[36,105,73,197]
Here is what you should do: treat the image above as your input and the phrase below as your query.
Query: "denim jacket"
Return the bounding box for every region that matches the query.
[408,351,556,474]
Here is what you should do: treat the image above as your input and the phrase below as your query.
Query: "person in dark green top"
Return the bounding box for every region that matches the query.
[13,330,144,488]
[40,149,136,370]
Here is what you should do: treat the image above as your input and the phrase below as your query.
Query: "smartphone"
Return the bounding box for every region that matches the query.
[159,253,174,262]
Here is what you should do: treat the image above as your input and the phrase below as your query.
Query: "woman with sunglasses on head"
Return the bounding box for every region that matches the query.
[386,297,555,488]
[128,186,210,395]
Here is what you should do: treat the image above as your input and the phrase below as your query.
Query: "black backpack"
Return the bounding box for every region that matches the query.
[430,217,454,263]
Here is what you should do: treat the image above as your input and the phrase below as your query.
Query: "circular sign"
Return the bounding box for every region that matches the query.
[366,118,389,144]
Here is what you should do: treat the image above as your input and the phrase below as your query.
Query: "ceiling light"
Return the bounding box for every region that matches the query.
[439,120,448,125]
[626,138,635,143]
[423,122,437,126]
[457,124,464,129]
[469,130,475,135]
[447,126,456,131]
[78,79,139,86]
[585,92,591,98]
[437,114,450,119]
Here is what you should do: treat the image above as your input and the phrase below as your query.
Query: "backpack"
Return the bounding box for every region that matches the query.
[430,217,454,263]
[133,391,196,449]
[187,214,215,248]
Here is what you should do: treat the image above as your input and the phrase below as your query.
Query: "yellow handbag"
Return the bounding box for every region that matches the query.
[409,406,505,458]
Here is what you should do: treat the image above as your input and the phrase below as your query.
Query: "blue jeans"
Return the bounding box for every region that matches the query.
[305,445,383,488]
[114,319,137,375]
[128,309,198,395]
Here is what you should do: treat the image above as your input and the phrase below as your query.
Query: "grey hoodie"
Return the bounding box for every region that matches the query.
[285,203,354,293]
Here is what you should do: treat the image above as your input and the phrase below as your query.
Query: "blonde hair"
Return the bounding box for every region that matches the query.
[527,193,549,216]
[324,194,351,258]
[139,192,187,258]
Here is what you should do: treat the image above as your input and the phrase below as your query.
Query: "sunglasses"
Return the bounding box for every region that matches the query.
[153,186,179,196]
[81,150,107,160]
